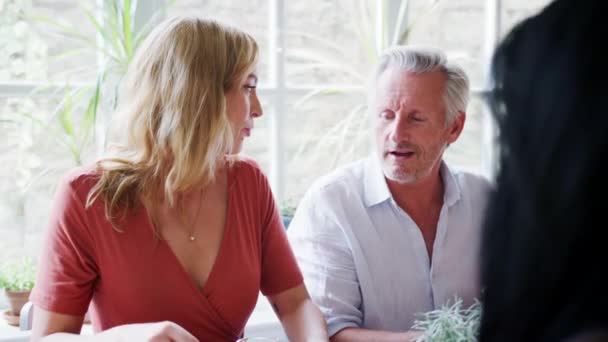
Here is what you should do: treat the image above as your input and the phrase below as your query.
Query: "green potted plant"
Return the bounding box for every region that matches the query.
[0,258,36,326]
[280,201,298,229]
[411,297,481,342]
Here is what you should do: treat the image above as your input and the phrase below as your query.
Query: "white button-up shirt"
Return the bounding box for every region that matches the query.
[287,156,491,336]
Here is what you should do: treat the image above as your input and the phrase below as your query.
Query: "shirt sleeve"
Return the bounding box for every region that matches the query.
[256,166,304,296]
[30,172,99,316]
[287,188,362,337]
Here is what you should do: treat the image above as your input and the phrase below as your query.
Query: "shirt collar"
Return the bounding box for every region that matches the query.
[363,155,392,207]
[441,161,461,207]
[363,155,462,208]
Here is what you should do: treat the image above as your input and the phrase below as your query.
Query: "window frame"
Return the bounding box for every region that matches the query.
[0,0,503,201]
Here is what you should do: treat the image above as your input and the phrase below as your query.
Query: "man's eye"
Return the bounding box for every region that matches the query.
[411,115,425,122]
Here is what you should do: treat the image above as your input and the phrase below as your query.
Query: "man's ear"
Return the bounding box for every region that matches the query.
[447,111,466,144]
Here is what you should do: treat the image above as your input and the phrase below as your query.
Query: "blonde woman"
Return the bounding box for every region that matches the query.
[29,17,328,342]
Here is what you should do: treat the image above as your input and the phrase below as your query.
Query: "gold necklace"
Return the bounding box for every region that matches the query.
[186,188,204,242]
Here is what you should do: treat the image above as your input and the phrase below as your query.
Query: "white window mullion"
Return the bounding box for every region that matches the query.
[385,0,408,48]
[95,0,106,156]
[268,0,286,204]
[482,0,502,181]
[0,82,53,97]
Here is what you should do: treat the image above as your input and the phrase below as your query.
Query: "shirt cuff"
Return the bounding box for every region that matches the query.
[327,320,360,338]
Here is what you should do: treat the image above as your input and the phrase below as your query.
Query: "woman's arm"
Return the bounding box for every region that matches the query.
[267,284,328,342]
[31,306,199,342]
[31,306,83,341]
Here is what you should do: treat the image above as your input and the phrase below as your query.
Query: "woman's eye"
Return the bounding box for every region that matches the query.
[380,110,394,120]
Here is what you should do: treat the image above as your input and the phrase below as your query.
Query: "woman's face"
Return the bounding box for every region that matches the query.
[225,70,263,154]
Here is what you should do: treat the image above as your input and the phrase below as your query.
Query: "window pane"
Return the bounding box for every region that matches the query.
[284,91,371,202]
[285,1,369,86]
[0,0,97,82]
[406,0,552,87]
[168,0,270,84]
[406,0,486,87]
[444,95,486,175]
[502,0,551,38]
[0,95,87,263]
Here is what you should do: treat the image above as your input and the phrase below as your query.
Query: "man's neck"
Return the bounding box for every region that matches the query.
[386,167,445,218]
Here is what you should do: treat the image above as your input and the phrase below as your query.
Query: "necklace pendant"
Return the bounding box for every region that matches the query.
[189,235,196,241]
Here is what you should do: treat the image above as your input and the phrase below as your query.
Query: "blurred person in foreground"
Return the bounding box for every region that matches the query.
[479,0,608,341]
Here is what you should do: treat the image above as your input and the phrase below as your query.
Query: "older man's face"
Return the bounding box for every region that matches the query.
[373,68,464,184]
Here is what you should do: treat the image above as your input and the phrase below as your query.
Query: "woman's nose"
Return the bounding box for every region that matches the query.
[251,94,263,118]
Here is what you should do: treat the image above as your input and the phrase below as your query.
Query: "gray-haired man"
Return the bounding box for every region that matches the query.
[288,46,491,341]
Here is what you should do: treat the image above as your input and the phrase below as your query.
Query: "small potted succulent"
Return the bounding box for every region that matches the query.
[412,297,482,342]
[0,258,36,325]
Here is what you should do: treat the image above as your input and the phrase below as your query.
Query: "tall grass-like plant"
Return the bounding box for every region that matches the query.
[412,297,481,342]
[286,0,442,171]
[25,0,171,165]
[0,2,170,258]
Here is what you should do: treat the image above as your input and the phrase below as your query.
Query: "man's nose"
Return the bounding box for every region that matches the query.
[389,113,410,142]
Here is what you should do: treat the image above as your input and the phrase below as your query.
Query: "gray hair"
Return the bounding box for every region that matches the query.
[372,46,470,124]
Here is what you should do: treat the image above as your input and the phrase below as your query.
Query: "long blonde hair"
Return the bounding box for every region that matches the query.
[87,17,258,228]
